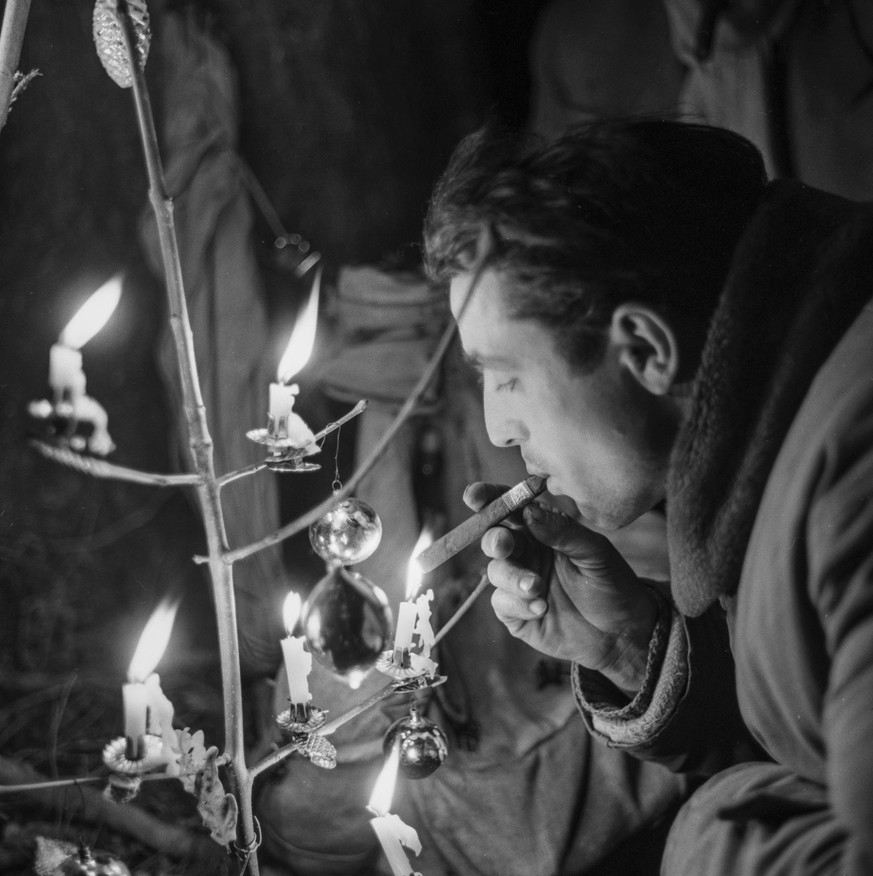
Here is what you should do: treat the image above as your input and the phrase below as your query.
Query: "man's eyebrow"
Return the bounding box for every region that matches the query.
[462,350,517,371]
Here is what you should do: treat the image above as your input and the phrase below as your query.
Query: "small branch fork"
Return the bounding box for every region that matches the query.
[0,0,32,133]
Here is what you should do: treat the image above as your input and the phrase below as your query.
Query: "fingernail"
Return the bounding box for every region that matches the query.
[520,574,536,593]
[530,599,547,615]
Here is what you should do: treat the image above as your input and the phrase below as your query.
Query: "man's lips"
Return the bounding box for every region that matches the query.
[522,460,550,480]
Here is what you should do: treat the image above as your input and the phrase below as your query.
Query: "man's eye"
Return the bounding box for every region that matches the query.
[495,378,518,392]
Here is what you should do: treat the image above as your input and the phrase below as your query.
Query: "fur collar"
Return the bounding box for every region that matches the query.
[667,181,873,616]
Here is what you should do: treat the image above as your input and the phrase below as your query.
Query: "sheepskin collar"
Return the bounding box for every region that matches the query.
[667,180,873,616]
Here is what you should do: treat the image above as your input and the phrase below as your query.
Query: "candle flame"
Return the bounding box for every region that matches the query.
[368,742,400,816]
[405,529,433,600]
[276,265,321,383]
[127,597,180,683]
[283,591,302,635]
[59,274,123,350]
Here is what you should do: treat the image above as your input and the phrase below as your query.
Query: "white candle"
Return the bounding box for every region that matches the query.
[122,681,148,759]
[145,673,179,772]
[124,597,180,761]
[370,813,422,876]
[269,381,298,431]
[281,592,312,705]
[413,589,435,660]
[281,635,312,705]
[393,601,418,664]
[49,344,86,402]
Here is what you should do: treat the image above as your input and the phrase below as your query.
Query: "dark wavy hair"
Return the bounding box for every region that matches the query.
[423,119,767,375]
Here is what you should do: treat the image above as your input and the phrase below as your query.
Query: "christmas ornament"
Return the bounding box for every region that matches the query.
[50,843,131,876]
[309,498,383,566]
[92,0,151,89]
[302,565,391,678]
[382,704,448,779]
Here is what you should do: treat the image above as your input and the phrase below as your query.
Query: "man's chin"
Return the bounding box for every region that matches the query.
[544,493,636,532]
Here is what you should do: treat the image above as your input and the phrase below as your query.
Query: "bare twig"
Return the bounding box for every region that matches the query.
[30,440,202,486]
[217,400,367,487]
[249,678,421,780]
[0,755,225,865]
[0,0,31,133]
[433,572,490,645]
[215,246,489,568]
[216,323,457,566]
[217,462,267,487]
[114,1,256,868]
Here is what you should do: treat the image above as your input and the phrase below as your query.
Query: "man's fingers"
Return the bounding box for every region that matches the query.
[491,588,548,624]
[463,481,509,512]
[524,502,618,567]
[481,525,516,559]
[487,557,545,598]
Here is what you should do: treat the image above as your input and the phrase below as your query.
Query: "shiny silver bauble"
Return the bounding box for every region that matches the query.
[302,565,392,679]
[309,498,383,565]
[383,706,448,779]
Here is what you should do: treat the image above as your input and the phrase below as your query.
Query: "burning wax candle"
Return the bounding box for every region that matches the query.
[268,266,321,443]
[49,275,122,403]
[145,673,180,772]
[281,592,312,706]
[413,589,435,660]
[49,345,86,402]
[368,744,423,876]
[123,598,179,761]
[393,531,433,665]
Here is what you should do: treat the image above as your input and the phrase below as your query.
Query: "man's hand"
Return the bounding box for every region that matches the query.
[464,482,660,696]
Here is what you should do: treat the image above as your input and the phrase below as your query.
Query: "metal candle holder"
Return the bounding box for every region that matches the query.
[246,399,368,473]
[27,393,116,457]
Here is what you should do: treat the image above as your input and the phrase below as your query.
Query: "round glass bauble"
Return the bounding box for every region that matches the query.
[309,498,383,565]
[302,565,392,679]
[383,708,448,779]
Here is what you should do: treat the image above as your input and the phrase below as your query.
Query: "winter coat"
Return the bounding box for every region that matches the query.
[576,180,873,874]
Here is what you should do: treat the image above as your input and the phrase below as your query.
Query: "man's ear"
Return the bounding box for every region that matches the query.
[609,304,680,395]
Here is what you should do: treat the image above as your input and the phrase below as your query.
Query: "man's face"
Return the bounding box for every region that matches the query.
[450,268,676,530]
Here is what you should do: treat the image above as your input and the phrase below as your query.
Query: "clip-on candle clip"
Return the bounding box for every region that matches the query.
[247,399,368,472]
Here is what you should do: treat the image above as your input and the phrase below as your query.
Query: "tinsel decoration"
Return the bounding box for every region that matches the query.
[92,0,151,89]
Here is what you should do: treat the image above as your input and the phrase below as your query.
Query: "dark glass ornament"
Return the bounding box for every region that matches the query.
[309,498,383,565]
[51,844,131,876]
[302,565,392,679]
[383,704,448,779]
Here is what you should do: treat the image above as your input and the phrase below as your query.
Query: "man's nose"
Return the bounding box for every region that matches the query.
[483,393,527,448]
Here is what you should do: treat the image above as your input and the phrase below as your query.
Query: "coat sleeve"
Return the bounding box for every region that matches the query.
[573,595,766,777]
[808,399,873,875]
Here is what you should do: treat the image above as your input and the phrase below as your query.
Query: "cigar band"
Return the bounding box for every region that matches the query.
[504,478,539,509]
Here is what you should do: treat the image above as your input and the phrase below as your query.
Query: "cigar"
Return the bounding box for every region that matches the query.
[415,475,547,574]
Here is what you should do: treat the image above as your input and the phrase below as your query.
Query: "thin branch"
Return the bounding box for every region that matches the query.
[249,677,427,780]
[217,400,368,487]
[218,462,268,487]
[30,440,202,486]
[215,248,490,568]
[215,323,457,566]
[114,1,257,867]
[0,0,32,133]
[0,769,198,795]
[433,572,490,645]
